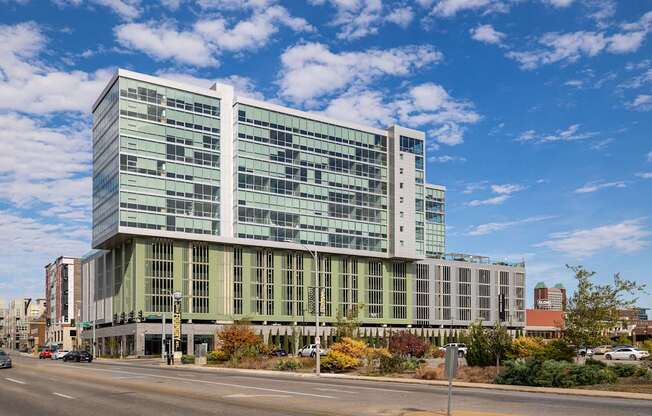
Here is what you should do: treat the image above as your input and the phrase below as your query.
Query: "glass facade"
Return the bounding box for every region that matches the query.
[399,135,425,255]
[93,75,221,244]
[425,186,445,258]
[236,104,389,253]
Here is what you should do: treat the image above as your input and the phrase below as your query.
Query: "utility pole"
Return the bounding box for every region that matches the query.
[285,240,320,376]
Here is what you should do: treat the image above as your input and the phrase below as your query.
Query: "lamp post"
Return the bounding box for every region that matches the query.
[285,240,321,376]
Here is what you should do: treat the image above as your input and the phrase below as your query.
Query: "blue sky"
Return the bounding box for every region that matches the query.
[0,0,651,309]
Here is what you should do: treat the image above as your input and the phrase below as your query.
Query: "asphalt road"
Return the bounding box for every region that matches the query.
[0,354,650,416]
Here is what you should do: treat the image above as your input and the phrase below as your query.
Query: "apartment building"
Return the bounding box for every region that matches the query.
[534,282,566,311]
[45,256,81,350]
[81,69,525,356]
[5,298,46,351]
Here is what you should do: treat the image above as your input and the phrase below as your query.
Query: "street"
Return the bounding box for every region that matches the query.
[0,355,650,416]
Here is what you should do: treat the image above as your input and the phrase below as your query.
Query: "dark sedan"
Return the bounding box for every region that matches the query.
[0,351,12,369]
[62,351,93,363]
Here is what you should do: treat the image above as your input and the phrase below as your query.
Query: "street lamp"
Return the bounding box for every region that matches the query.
[285,239,321,376]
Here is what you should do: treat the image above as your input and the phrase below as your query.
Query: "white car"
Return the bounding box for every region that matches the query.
[604,347,649,361]
[52,350,69,360]
[297,344,327,358]
[439,343,468,357]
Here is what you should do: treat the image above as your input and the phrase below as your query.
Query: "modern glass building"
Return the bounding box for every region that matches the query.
[82,70,525,356]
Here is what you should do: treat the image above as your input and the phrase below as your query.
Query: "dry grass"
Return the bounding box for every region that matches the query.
[415,364,499,384]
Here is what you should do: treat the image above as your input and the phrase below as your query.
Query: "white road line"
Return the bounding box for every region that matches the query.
[5,378,26,385]
[52,393,74,399]
[224,394,292,399]
[316,388,356,394]
[72,367,336,399]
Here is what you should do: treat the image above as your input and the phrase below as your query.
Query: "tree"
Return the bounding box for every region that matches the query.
[465,322,493,366]
[388,331,428,358]
[564,265,646,347]
[488,322,512,366]
[334,304,364,340]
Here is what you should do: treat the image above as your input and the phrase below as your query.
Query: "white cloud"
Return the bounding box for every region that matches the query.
[155,72,265,100]
[320,82,480,146]
[55,0,142,20]
[535,219,650,257]
[423,0,509,18]
[160,0,181,10]
[491,183,526,194]
[278,43,442,105]
[574,180,626,193]
[115,22,216,67]
[647,151,652,162]
[462,181,488,194]
[428,155,467,163]
[467,195,510,206]
[195,0,275,10]
[470,24,506,45]
[468,215,555,236]
[543,0,574,7]
[627,94,652,111]
[506,12,652,70]
[517,124,599,143]
[635,172,652,179]
[313,1,414,40]
[0,113,91,216]
[194,5,314,50]
[115,5,312,67]
[466,182,526,206]
[386,6,415,27]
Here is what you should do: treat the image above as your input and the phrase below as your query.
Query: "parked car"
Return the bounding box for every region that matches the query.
[578,347,594,357]
[52,350,69,360]
[604,347,650,361]
[62,351,93,363]
[297,344,327,357]
[592,345,613,355]
[39,350,52,359]
[612,344,634,350]
[0,351,12,369]
[270,349,288,357]
[439,343,468,357]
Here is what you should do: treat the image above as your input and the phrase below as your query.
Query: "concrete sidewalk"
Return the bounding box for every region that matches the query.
[165,363,652,401]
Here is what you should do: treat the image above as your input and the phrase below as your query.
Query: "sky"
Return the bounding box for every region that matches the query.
[0,0,651,309]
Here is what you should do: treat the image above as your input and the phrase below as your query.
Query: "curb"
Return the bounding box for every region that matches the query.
[165,364,652,401]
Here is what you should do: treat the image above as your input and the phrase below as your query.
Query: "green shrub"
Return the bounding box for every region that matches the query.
[495,359,542,386]
[584,358,607,368]
[496,358,617,387]
[275,357,303,371]
[181,355,195,364]
[571,364,617,386]
[611,363,637,377]
[207,349,228,363]
[378,354,408,374]
[537,339,575,362]
[534,360,575,387]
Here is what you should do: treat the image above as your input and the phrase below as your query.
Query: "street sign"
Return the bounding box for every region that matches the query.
[173,300,182,351]
[445,345,459,416]
[445,346,459,379]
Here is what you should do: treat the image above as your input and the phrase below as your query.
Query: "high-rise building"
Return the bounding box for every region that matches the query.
[44,256,81,350]
[81,69,525,357]
[533,282,566,311]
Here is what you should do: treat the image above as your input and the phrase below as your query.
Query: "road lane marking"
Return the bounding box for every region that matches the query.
[5,378,26,385]
[72,367,336,399]
[316,388,356,394]
[225,394,292,399]
[52,393,74,399]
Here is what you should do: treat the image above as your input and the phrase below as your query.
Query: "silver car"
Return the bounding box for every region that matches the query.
[297,344,327,357]
[0,351,12,369]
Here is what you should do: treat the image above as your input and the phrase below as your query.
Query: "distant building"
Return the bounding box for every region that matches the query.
[45,256,81,350]
[5,298,46,351]
[525,309,564,339]
[533,282,566,311]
